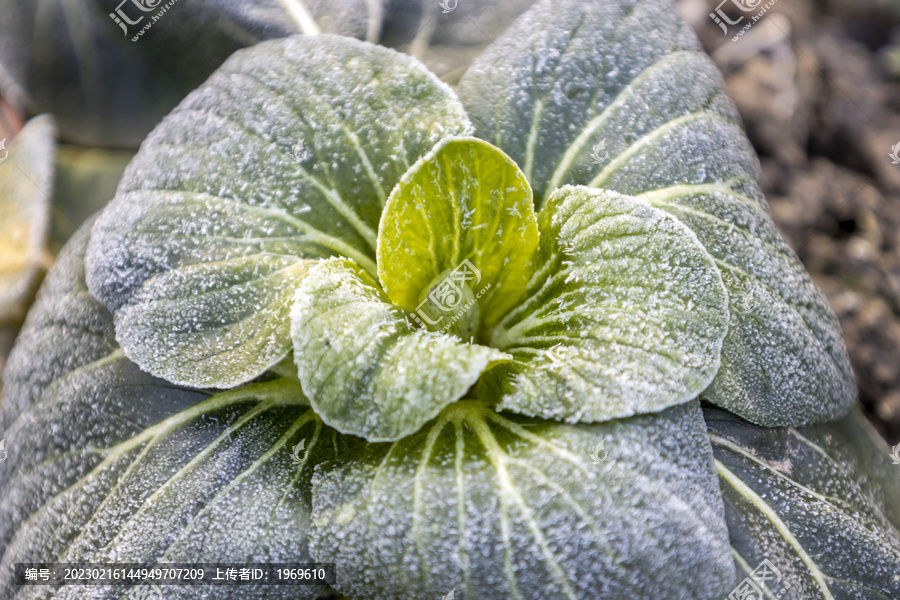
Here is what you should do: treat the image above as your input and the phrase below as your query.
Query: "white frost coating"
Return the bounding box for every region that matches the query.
[707,407,900,599]
[376,136,538,328]
[0,229,338,600]
[291,259,507,442]
[0,223,115,435]
[457,0,855,427]
[309,400,734,600]
[84,34,472,389]
[486,186,729,423]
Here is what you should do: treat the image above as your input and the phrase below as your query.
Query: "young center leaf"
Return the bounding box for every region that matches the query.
[481,186,729,423]
[1,223,358,600]
[309,400,734,600]
[85,34,472,389]
[457,0,855,427]
[705,407,900,599]
[291,259,507,442]
[377,136,539,334]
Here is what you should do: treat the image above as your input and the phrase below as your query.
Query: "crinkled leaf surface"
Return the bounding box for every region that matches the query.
[291,259,506,442]
[0,0,389,147]
[0,114,54,326]
[706,406,900,600]
[481,186,728,423]
[86,34,472,389]
[309,399,733,600]
[457,0,855,427]
[0,223,356,600]
[377,137,538,331]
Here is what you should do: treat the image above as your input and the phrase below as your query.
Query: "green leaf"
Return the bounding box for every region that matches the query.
[85,34,472,389]
[0,223,357,599]
[457,0,855,427]
[309,399,733,600]
[291,258,507,442]
[481,186,728,423]
[705,406,900,600]
[377,137,538,334]
[0,114,55,327]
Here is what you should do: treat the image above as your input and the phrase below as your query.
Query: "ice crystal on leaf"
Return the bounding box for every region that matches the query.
[43,2,873,599]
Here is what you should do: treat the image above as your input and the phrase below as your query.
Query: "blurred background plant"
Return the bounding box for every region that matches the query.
[1,0,898,444]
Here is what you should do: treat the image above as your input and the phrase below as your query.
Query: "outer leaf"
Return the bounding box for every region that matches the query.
[0,0,387,147]
[377,137,538,332]
[0,223,357,600]
[705,406,900,600]
[382,0,536,48]
[457,0,855,427]
[305,0,388,42]
[291,259,507,442]
[482,186,728,423]
[0,115,55,327]
[86,34,472,389]
[379,0,537,81]
[309,400,734,600]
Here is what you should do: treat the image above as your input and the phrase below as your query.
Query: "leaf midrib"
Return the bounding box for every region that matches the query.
[715,459,836,600]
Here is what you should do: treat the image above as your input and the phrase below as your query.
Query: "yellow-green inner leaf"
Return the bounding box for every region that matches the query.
[376,136,539,338]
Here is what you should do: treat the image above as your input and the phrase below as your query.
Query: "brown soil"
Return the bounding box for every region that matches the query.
[682,0,900,443]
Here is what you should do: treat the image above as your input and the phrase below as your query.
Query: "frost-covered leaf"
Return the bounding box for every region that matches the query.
[705,406,900,600]
[377,137,538,333]
[0,115,55,327]
[0,223,357,600]
[309,400,734,600]
[86,34,471,389]
[0,0,388,147]
[291,259,506,442]
[481,186,728,423]
[457,0,855,427]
